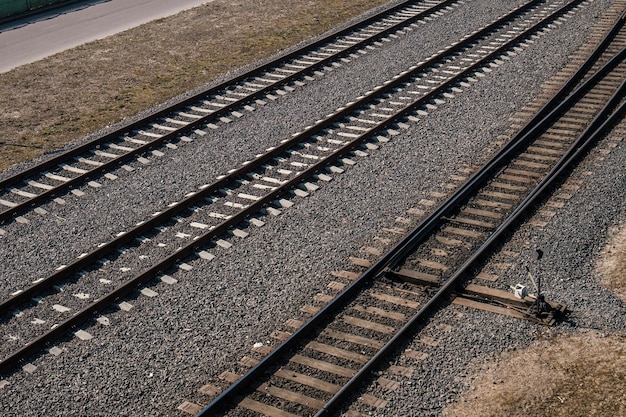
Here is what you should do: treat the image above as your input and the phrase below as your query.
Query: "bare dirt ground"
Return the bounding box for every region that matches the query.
[1,1,625,415]
[599,221,626,302]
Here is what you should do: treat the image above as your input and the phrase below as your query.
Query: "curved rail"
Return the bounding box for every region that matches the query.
[0,0,601,377]
[0,0,549,315]
[196,14,626,417]
[315,55,626,417]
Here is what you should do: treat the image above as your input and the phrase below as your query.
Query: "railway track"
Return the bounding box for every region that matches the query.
[189,10,626,417]
[0,0,599,377]
[0,0,463,227]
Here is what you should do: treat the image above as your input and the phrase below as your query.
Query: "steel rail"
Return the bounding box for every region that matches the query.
[382,47,626,270]
[0,0,548,315]
[314,53,626,417]
[509,8,626,142]
[0,0,586,376]
[0,0,442,185]
[197,21,626,417]
[504,79,626,228]
[0,0,458,225]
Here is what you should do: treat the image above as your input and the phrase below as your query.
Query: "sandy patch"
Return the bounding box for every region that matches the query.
[597,221,626,301]
[443,330,626,417]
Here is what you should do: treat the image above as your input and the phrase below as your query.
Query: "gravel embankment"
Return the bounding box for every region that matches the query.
[1,0,622,416]
[365,115,626,417]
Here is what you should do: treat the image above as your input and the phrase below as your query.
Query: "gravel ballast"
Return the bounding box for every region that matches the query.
[1,0,623,416]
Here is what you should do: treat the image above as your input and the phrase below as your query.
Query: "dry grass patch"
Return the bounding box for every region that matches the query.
[443,330,626,417]
[0,0,390,171]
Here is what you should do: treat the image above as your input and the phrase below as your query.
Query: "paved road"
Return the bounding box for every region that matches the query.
[0,0,212,73]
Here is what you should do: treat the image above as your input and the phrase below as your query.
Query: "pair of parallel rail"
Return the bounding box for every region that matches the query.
[1,0,566,371]
[0,0,458,224]
[192,6,626,417]
[0,2,624,416]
